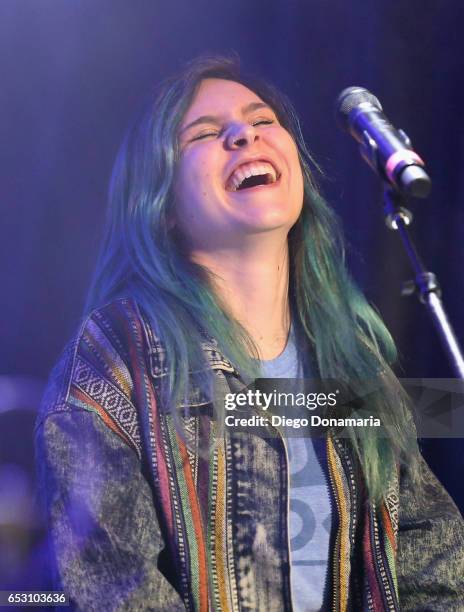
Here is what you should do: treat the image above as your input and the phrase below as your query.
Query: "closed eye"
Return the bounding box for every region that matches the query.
[190,130,220,142]
[189,118,274,143]
[252,119,274,126]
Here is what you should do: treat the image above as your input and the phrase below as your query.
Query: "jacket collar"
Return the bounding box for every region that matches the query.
[139,306,237,379]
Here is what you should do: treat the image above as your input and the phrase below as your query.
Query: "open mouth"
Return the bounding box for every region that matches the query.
[225,160,280,192]
[236,173,276,190]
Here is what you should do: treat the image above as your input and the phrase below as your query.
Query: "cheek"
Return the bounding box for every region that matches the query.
[271,130,303,182]
[289,147,304,193]
[174,165,217,233]
[176,154,215,203]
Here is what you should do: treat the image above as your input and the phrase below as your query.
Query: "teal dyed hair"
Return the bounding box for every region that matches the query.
[85,56,419,501]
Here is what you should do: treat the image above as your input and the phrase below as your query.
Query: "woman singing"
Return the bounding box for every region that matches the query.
[36,56,464,611]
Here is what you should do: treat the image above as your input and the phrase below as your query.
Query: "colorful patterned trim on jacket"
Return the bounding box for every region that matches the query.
[41,297,439,611]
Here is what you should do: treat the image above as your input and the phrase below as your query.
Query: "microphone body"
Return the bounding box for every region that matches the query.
[336,87,431,198]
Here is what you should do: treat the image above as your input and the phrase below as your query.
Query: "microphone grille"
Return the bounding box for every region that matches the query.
[336,86,382,129]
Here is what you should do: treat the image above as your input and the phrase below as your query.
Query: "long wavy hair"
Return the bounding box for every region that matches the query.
[85,55,419,501]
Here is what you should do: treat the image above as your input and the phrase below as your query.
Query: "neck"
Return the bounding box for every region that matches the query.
[190,235,291,360]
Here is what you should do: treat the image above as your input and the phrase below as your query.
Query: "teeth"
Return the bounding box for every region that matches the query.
[234,168,246,187]
[227,161,277,191]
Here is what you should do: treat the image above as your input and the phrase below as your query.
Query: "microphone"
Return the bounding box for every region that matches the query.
[336,86,431,198]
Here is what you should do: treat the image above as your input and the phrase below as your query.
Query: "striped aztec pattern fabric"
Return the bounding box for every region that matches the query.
[43,297,403,611]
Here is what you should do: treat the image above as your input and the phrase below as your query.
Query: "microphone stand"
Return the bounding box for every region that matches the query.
[383,186,464,379]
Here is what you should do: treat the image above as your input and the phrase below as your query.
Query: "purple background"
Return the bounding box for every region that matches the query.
[1,0,463,594]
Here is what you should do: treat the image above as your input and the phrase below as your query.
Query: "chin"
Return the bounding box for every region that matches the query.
[239,217,297,236]
[245,208,300,230]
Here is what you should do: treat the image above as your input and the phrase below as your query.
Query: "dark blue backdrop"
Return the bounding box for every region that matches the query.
[1,0,463,593]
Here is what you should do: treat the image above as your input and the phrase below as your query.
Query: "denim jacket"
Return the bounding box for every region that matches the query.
[35,298,464,611]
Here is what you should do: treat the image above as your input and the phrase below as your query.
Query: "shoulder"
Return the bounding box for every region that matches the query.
[36,298,153,449]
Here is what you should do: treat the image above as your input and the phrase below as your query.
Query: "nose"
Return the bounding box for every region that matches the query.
[225,122,258,149]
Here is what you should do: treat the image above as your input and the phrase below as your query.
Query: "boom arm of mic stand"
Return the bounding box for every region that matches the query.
[383,187,464,379]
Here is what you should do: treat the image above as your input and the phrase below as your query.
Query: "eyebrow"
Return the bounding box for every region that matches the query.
[179,102,273,135]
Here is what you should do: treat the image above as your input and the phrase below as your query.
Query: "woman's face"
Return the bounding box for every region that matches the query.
[174,78,304,250]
